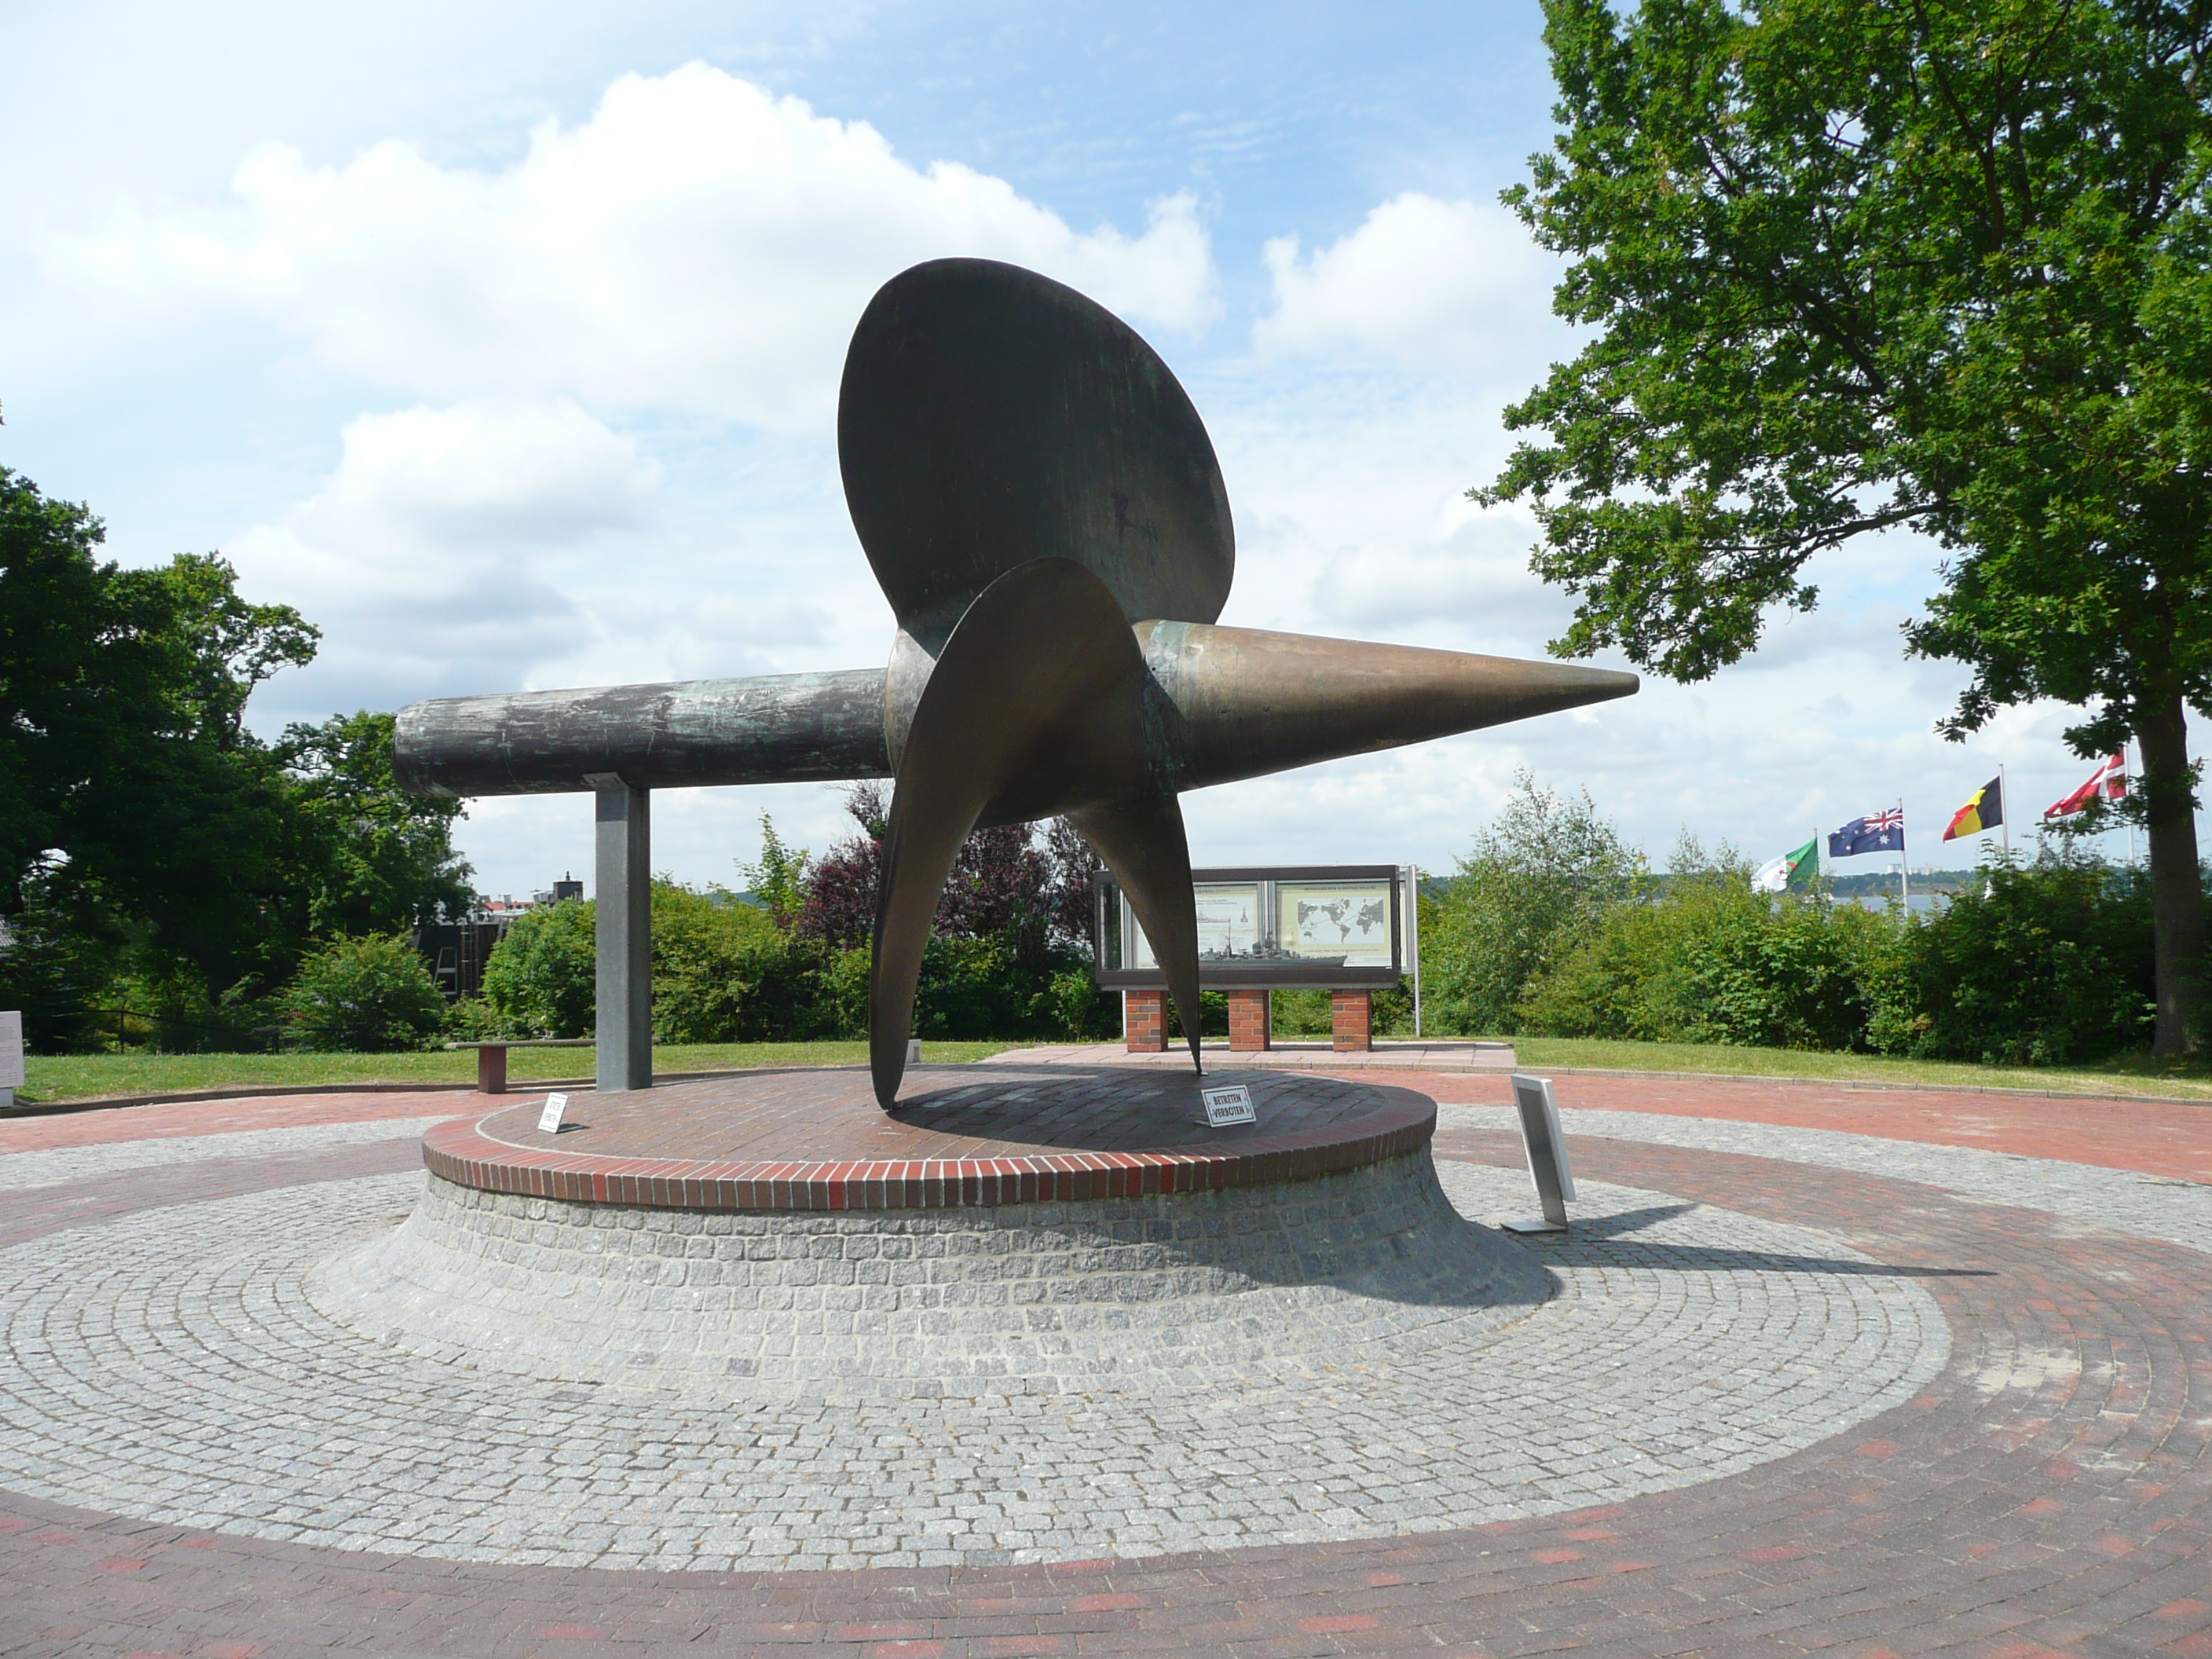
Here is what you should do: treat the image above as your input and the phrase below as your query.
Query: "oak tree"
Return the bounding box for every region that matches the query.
[1481,0,2212,1053]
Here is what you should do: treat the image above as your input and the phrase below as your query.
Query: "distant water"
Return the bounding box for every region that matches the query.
[1847,892,1954,916]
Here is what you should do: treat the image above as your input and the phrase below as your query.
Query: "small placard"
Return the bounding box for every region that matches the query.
[536,1093,571,1134]
[0,1011,21,1091]
[1200,1082,1255,1127]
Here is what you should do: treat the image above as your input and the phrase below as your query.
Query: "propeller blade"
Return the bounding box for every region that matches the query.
[870,557,1179,1108]
[1066,792,1204,1077]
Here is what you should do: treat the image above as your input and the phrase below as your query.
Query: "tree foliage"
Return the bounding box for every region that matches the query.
[0,468,471,1046]
[276,711,473,946]
[1482,0,2212,1049]
[791,783,1099,958]
[1868,846,2156,1064]
[282,933,448,1053]
[1420,771,1649,1035]
[738,813,810,926]
[1522,871,1892,1049]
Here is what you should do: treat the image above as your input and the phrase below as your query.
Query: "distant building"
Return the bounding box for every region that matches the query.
[412,874,585,1001]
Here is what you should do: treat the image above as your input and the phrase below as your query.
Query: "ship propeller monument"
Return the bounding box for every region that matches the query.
[343,256,1642,1401]
[396,257,1635,1106]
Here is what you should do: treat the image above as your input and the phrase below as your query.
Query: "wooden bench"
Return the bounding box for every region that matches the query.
[447,1038,593,1094]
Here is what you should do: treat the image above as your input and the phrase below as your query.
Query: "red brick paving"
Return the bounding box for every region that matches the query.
[0,1088,473,1155]
[12,1064,2207,1182]
[1397,1069,2212,1184]
[1,1074,2207,1655]
[430,1068,1430,1210]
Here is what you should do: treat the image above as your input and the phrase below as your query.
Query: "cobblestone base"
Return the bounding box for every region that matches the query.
[311,1149,1548,1393]
[0,1161,1945,1570]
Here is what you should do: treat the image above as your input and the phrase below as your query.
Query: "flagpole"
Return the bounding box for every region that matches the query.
[1899,797,1910,913]
[2125,743,2137,866]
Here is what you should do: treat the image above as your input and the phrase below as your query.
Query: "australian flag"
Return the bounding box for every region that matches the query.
[1829,808,1905,859]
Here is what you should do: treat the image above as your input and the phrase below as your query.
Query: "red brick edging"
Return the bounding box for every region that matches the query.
[419,1095,1436,1213]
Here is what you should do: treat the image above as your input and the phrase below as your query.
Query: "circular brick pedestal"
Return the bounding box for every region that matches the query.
[317,1066,1551,1395]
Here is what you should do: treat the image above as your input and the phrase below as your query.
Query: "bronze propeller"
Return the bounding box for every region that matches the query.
[394,257,1637,1111]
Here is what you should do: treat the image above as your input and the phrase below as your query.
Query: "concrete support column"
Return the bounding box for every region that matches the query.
[1331,989,1372,1053]
[1227,989,1271,1051]
[1123,988,1166,1053]
[588,775,652,1094]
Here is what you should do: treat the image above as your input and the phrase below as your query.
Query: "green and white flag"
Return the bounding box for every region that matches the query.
[1753,838,1818,893]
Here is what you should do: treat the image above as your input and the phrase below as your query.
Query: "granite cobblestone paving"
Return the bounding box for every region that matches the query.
[0,1113,457,1192]
[319,1145,1548,1393]
[0,1160,1944,1569]
[1436,1101,2212,1255]
[0,1082,2204,1654]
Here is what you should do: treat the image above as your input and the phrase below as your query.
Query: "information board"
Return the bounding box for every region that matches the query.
[1277,880,1394,966]
[1098,865,1405,989]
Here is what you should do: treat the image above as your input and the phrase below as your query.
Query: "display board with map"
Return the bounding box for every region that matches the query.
[1277,881,1395,967]
[1100,865,1406,988]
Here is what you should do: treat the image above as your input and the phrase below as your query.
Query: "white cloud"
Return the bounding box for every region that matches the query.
[1254,193,1564,381]
[49,62,1219,430]
[229,398,657,710]
[291,398,660,552]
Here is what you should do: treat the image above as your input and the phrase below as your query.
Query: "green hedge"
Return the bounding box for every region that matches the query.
[1496,848,2162,1064]
[1868,855,2154,1065]
[1421,776,2171,1064]
[1518,877,1888,1050]
[474,881,1107,1044]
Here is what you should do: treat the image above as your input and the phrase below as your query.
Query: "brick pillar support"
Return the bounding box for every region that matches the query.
[1124,988,1167,1053]
[1331,989,1372,1052]
[1227,988,1271,1051]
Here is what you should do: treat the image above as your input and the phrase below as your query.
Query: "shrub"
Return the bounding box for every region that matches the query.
[651,883,826,1043]
[1519,876,1891,1049]
[820,945,872,1038]
[1422,772,1648,1035]
[1868,848,2155,1065]
[1043,962,1115,1038]
[283,933,446,1052]
[480,897,598,1037]
[1271,987,1333,1037]
[482,884,844,1043]
[1269,981,1416,1038]
[1163,988,1230,1040]
[906,933,1093,1038]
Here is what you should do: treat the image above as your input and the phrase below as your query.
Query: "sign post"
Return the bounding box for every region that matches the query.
[1503,1073,1576,1234]
[0,1010,21,1111]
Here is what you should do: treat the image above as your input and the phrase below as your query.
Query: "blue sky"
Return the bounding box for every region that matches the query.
[2,0,2153,897]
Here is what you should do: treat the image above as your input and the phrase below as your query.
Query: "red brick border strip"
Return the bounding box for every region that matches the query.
[419,1094,1436,1212]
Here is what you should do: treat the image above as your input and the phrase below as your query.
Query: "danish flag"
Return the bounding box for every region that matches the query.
[2044,755,2127,820]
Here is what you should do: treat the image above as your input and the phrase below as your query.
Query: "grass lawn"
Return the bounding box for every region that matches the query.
[16,1039,1020,1104]
[1509,1035,2212,1101]
[16,1033,2211,1107]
